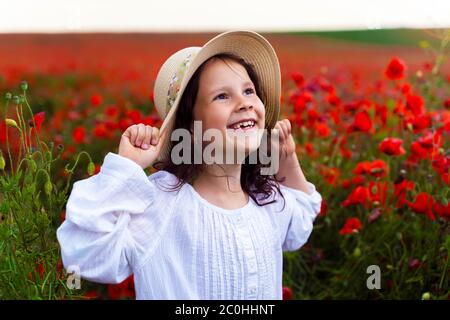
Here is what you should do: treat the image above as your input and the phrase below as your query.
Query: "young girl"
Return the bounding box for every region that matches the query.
[57,30,323,300]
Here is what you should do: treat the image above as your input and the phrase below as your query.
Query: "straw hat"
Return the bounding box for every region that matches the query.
[153,30,281,164]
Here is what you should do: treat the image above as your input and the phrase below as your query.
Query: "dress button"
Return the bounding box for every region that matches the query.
[250,287,256,294]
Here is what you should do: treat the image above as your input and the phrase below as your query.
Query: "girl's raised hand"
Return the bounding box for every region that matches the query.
[273,119,296,160]
[119,124,168,169]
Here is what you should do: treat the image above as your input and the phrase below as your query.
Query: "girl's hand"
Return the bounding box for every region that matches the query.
[273,119,296,160]
[119,124,168,169]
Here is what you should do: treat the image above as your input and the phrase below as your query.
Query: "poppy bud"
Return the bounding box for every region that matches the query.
[0,153,5,170]
[5,92,12,100]
[45,151,52,162]
[406,123,413,131]
[421,292,430,300]
[87,162,95,176]
[12,95,20,105]
[44,180,53,196]
[28,158,37,173]
[371,185,377,194]
[20,80,28,91]
[5,119,18,128]
[353,247,361,258]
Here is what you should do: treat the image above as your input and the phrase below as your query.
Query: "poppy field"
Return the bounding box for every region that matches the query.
[0,29,449,299]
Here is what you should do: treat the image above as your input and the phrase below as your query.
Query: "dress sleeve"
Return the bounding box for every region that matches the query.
[278,182,323,252]
[56,152,157,284]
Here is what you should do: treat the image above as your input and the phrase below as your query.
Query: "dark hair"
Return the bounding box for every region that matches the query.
[153,53,285,209]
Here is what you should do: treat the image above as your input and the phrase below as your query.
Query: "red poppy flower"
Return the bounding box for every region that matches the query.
[339,217,362,235]
[375,104,388,126]
[107,275,135,300]
[401,83,411,94]
[444,98,450,109]
[327,93,341,106]
[315,122,331,138]
[353,160,388,178]
[282,286,293,300]
[342,186,370,207]
[29,111,45,132]
[409,258,422,270]
[369,160,389,178]
[385,58,406,80]
[379,137,406,156]
[126,110,143,124]
[406,192,436,221]
[348,111,372,133]
[72,126,86,144]
[90,93,102,107]
[93,122,110,139]
[410,114,432,132]
[105,105,120,118]
[84,290,99,300]
[394,179,415,208]
[291,72,305,87]
[290,91,313,113]
[406,94,425,116]
[434,201,450,220]
[368,181,389,205]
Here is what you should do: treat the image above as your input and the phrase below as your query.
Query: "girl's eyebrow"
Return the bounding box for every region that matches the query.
[208,81,255,96]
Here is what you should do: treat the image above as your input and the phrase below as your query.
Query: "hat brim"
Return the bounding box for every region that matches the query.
[156,30,281,164]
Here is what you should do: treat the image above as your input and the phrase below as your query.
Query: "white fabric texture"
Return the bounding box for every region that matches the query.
[57,152,323,300]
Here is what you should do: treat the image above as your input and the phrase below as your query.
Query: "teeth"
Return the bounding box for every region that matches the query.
[231,120,255,130]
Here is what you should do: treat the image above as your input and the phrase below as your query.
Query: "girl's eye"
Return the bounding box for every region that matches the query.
[214,93,228,100]
[213,88,254,101]
[245,87,255,95]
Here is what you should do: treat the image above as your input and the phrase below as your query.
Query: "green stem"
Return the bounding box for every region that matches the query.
[63,151,93,194]
[431,32,449,76]
[15,108,25,160]
[18,103,30,155]
[4,100,15,174]
[23,93,43,152]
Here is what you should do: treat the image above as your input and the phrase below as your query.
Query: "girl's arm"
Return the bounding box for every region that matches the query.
[56,152,158,284]
[272,119,323,252]
[274,119,311,194]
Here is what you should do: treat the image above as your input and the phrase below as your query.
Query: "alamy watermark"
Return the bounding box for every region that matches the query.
[366,265,381,290]
[66,265,81,290]
[169,121,280,175]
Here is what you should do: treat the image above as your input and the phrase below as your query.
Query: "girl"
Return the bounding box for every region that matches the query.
[57,30,323,300]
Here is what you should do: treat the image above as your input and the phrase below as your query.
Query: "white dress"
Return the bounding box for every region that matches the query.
[56,152,323,300]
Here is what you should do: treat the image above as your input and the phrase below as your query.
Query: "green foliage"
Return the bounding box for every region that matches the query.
[0,83,93,299]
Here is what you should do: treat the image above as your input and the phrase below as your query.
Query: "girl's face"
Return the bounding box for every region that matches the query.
[192,58,265,161]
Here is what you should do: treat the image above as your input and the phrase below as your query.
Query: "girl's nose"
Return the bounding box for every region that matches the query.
[239,103,253,111]
[237,96,253,111]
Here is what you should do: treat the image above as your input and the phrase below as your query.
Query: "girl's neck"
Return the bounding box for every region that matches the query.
[192,164,249,209]
[194,164,243,193]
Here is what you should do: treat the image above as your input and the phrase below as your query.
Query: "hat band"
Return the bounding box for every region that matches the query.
[166,53,193,115]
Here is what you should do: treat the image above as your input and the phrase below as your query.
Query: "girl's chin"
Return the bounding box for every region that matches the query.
[226,141,261,156]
